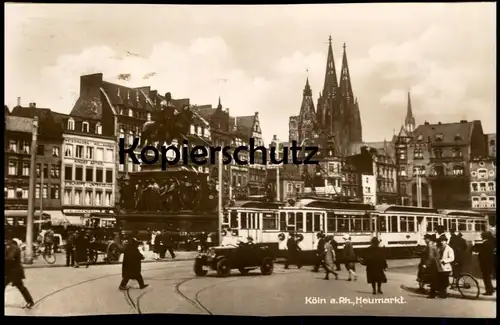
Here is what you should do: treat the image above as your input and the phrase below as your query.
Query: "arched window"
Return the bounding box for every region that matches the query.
[147,113,151,121]
[488,182,495,191]
[82,121,89,132]
[67,118,75,130]
[95,123,102,135]
[452,165,464,176]
[452,148,462,158]
[433,148,443,158]
[433,165,445,176]
[128,109,133,117]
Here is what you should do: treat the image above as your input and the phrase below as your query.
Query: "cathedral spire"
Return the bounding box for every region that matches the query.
[339,42,354,103]
[217,96,222,110]
[303,77,312,97]
[317,35,339,131]
[405,92,416,133]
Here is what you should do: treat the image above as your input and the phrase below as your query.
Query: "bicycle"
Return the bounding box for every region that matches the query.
[418,264,480,299]
[33,244,57,265]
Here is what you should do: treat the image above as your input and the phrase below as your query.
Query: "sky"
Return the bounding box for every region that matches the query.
[4,3,496,145]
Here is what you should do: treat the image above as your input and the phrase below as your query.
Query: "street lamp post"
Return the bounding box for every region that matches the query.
[24,116,38,264]
[218,149,223,245]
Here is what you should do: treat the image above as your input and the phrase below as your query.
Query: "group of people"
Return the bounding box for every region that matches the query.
[64,228,94,268]
[150,230,176,260]
[311,232,387,294]
[418,228,496,298]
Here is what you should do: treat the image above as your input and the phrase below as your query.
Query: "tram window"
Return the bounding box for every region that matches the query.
[248,213,254,229]
[313,213,321,232]
[223,212,229,225]
[351,216,362,232]
[362,215,370,232]
[391,216,399,233]
[287,212,295,225]
[338,215,349,232]
[241,213,248,229]
[279,212,287,231]
[379,217,387,232]
[263,213,277,230]
[400,216,407,232]
[230,211,238,228]
[296,212,304,232]
[458,220,466,231]
[426,218,433,232]
[305,213,313,232]
[256,213,260,229]
[474,221,482,231]
[467,221,474,232]
[432,218,439,231]
[408,216,415,232]
[327,213,336,232]
[450,219,457,231]
[442,219,449,231]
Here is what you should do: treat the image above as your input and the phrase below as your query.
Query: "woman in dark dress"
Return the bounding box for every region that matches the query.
[364,237,388,294]
[119,237,149,290]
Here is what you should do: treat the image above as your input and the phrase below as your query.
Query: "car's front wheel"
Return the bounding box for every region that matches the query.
[216,259,231,277]
[260,257,274,275]
[194,258,208,276]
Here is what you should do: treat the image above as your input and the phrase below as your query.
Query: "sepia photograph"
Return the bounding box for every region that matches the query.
[4,2,496,318]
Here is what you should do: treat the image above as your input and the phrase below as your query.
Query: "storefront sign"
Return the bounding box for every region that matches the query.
[63,181,113,189]
[63,209,114,214]
[73,159,104,166]
[64,138,114,148]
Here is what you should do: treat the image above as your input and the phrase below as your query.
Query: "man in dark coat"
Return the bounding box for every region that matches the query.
[312,232,326,272]
[5,239,35,309]
[74,229,90,268]
[331,236,342,271]
[284,232,302,269]
[448,228,467,277]
[162,230,176,259]
[473,231,495,296]
[343,235,358,281]
[363,237,388,294]
[119,238,149,290]
[65,230,76,267]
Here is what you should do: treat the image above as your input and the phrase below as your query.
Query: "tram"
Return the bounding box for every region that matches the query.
[223,199,489,260]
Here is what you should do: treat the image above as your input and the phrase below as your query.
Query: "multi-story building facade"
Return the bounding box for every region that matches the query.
[230,112,266,196]
[373,148,398,204]
[10,102,65,223]
[408,120,488,209]
[361,174,376,205]
[4,109,40,226]
[60,114,116,221]
[470,157,496,225]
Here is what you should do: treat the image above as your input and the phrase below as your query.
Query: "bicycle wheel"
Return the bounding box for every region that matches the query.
[456,273,480,300]
[43,251,56,264]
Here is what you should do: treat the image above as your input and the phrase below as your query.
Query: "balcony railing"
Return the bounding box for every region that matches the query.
[430,156,465,163]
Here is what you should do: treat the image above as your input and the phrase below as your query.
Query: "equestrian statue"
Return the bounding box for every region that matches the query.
[140,92,195,149]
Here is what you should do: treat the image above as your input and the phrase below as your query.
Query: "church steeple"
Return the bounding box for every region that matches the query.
[297,76,316,145]
[339,43,354,103]
[317,35,339,131]
[217,96,222,110]
[404,92,415,133]
[303,77,312,97]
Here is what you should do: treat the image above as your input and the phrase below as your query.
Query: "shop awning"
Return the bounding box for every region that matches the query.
[4,210,50,218]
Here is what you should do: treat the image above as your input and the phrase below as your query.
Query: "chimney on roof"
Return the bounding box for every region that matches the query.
[460,120,467,123]
[424,121,429,125]
[438,122,442,125]
[255,111,259,116]
[29,103,36,108]
[17,97,21,107]
[273,134,277,141]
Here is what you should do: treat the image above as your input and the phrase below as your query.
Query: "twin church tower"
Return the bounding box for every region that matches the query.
[289,36,363,156]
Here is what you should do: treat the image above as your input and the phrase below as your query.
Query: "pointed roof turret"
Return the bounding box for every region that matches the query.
[339,43,354,103]
[322,35,339,99]
[303,77,312,97]
[405,92,416,132]
[217,96,222,110]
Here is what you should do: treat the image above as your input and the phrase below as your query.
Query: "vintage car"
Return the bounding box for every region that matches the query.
[193,242,276,277]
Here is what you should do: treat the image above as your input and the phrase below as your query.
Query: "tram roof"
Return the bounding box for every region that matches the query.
[229,200,283,209]
[439,209,485,217]
[374,205,439,214]
[296,199,374,210]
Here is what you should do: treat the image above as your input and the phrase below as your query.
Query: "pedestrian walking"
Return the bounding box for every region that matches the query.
[435,235,455,299]
[153,231,162,260]
[119,237,149,290]
[284,232,302,269]
[4,239,35,309]
[162,230,176,259]
[331,235,342,271]
[342,235,358,281]
[65,230,76,267]
[363,237,387,294]
[473,231,495,296]
[44,227,55,254]
[323,236,338,280]
[74,229,89,268]
[313,232,326,272]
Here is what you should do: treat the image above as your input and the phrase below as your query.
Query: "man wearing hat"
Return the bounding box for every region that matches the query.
[435,234,455,298]
[312,232,326,272]
[284,232,302,269]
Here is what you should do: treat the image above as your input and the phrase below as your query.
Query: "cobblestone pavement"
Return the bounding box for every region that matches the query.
[5,259,495,317]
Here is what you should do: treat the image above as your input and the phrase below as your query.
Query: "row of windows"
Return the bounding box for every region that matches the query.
[7,161,61,178]
[64,165,113,183]
[471,196,496,209]
[63,189,113,206]
[227,211,488,233]
[471,182,495,192]
[5,184,61,200]
[118,107,151,121]
[7,141,60,157]
[471,169,495,178]
[67,119,102,134]
[398,147,463,160]
[64,144,114,162]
